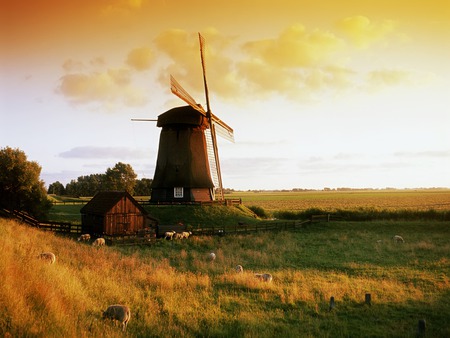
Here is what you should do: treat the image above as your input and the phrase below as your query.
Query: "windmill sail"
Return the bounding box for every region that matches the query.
[170,75,206,115]
[204,128,220,188]
[211,115,234,142]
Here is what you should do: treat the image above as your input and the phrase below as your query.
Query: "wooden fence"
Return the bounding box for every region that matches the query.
[2,207,340,246]
[103,233,157,246]
[2,209,82,234]
[191,219,311,236]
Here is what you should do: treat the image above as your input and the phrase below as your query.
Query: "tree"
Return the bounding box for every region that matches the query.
[0,147,52,219]
[48,181,65,195]
[134,178,153,196]
[64,174,105,197]
[104,162,137,194]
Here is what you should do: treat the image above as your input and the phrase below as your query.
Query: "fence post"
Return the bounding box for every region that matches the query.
[329,296,335,311]
[417,319,426,337]
[365,293,371,306]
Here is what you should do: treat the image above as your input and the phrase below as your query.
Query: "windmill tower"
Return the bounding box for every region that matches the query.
[150,33,234,203]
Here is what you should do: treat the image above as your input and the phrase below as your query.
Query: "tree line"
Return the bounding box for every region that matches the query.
[47,162,153,197]
[0,146,153,221]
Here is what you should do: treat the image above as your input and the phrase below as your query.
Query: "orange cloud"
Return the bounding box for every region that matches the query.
[101,0,147,17]
[154,29,242,102]
[237,25,352,99]
[126,47,154,71]
[57,65,147,109]
[242,24,342,68]
[336,16,396,48]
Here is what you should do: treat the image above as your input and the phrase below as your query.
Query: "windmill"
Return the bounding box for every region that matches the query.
[148,33,234,203]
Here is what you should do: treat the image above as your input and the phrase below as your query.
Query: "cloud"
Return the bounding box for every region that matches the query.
[57,62,148,108]
[236,25,359,99]
[126,47,154,71]
[336,16,396,48]
[367,69,411,87]
[101,0,147,17]
[394,150,450,158]
[233,18,405,99]
[154,29,242,101]
[59,146,149,159]
[242,24,342,68]
[62,59,84,72]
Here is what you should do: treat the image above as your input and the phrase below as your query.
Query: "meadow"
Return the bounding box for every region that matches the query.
[1,217,449,337]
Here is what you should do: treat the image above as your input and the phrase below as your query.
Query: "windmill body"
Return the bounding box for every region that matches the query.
[150,106,215,202]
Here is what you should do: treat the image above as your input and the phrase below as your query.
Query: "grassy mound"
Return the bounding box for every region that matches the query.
[144,204,258,227]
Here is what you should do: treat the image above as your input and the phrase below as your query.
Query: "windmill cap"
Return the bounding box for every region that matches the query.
[157,106,209,128]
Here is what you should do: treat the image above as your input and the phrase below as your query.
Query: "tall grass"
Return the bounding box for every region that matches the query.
[1,218,449,337]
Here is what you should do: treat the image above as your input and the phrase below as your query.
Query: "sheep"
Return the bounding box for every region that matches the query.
[38,252,56,264]
[393,235,404,243]
[164,231,176,240]
[78,234,91,242]
[181,231,192,239]
[208,252,216,261]
[235,265,244,273]
[92,238,106,247]
[102,304,131,332]
[255,273,273,282]
[173,232,184,240]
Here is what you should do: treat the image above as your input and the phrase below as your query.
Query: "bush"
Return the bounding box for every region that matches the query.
[248,205,270,218]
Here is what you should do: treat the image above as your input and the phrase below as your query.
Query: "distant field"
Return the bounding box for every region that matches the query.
[227,189,450,212]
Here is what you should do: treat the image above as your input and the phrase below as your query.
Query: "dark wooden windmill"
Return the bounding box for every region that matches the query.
[139,33,234,203]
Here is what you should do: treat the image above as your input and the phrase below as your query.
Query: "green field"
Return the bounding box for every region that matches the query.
[1,217,449,337]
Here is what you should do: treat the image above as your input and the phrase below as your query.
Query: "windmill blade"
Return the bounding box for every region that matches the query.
[211,114,234,142]
[131,118,158,122]
[204,128,220,188]
[170,75,206,116]
[198,33,211,115]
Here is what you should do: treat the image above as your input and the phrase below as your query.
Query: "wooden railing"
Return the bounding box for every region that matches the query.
[191,219,311,236]
[2,209,82,234]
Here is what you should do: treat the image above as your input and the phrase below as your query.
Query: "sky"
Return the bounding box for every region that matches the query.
[1,0,449,191]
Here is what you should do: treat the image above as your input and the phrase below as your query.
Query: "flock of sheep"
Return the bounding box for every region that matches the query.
[35,231,405,332]
[163,230,192,240]
[209,253,274,283]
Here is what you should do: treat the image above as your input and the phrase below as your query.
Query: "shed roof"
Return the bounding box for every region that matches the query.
[80,191,148,216]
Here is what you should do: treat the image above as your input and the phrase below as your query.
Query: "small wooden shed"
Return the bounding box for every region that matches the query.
[80,191,157,236]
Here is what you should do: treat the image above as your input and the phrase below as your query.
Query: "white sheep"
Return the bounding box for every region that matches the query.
[173,232,184,240]
[235,265,244,273]
[255,273,273,282]
[78,234,91,242]
[393,235,404,243]
[181,231,192,239]
[92,238,106,247]
[208,252,216,261]
[38,252,56,264]
[102,304,131,332]
[164,231,176,240]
